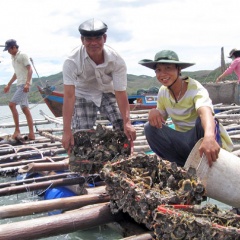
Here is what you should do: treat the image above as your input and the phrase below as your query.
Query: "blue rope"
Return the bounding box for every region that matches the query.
[215,118,222,146]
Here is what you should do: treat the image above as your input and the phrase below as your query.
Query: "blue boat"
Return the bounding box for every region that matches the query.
[38,85,158,117]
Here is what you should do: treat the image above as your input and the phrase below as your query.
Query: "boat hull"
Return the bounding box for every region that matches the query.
[38,86,157,117]
[37,86,63,117]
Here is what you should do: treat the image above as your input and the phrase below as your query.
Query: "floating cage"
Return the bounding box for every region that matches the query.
[154,204,240,240]
[101,153,240,239]
[100,153,206,230]
[69,124,131,174]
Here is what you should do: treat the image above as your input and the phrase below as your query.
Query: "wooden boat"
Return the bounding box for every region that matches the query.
[37,85,157,117]
[37,85,63,117]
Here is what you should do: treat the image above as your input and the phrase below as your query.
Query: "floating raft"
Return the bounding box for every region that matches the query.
[0,105,240,239]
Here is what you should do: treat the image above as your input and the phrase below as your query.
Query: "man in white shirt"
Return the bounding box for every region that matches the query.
[62,18,136,153]
[3,39,35,140]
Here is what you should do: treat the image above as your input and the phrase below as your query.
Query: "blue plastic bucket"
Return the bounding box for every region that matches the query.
[44,187,76,215]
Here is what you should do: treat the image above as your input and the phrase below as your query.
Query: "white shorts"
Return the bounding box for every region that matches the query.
[10,84,29,108]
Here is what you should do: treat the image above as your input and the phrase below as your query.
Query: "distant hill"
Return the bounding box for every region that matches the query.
[0,66,237,105]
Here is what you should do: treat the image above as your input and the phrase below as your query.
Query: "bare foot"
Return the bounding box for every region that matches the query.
[12,131,21,140]
[28,133,35,140]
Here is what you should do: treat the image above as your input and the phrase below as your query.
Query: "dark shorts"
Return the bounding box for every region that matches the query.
[144,117,222,166]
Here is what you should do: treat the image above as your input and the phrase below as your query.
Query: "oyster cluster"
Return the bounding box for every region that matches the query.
[69,124,130,174]
[153,204,240,239]
[100,153,206,230]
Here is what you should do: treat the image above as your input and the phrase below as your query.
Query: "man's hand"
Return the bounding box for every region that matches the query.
[62,131,74,155]
[148,109,165,128]
[3,85,10,93]
[23,83,30,93]
[124,122,136,141]
[199,137,220,167]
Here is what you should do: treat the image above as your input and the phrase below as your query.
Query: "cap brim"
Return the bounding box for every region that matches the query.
[228,50,240,58]
[138,59,195,70]
[80,29,106,37]
[0,45,7,51]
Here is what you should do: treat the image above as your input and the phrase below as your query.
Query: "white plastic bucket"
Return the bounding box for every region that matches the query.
[184,139,240,208]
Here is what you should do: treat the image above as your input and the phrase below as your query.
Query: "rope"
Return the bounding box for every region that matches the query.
[37,182,53,196]
[16,146,44,159]
[0,144,17,153]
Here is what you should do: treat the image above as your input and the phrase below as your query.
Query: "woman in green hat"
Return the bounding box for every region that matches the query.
[139,50,233,167]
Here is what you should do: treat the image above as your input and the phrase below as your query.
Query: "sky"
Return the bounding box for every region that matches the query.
[0,0,239,85]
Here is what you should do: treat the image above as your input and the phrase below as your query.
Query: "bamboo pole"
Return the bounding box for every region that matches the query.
[225,124,240,131]
[133,140,148,146]
[0,147,66,163]
[0,157,68,176]
[121,232,154,240]
[0,203,117,240]
[86,185,106,195]
[230,149,240,157]
[0,171,77,188]
[0,176,86,196]
[133,145,151,152]
[40,110,63,124]
[0,193,110,219]
[214,105,240,111]
[18,159,69,173]
[28,137,53,143]
[0,142,63,155]
[219,119,240,125]
[0,119,50,128]
[227,130,240,135]
[0,156,67,168]
[215,114,240,119]
[136,135,147,140]
[38,131,62,142]
[215,108,240,115]
[130,109,150,114]
[37,127,64,133]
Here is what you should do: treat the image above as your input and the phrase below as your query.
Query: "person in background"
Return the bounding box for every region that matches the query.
[139,50,233,167]
[3,39,35,140]
[62,18,136,153]
[216,48,240,83]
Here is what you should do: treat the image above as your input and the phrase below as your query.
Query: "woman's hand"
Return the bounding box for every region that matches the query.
[216,77,221,83]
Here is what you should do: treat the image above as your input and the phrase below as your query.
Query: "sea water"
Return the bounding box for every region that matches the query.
[0,103,123,240]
